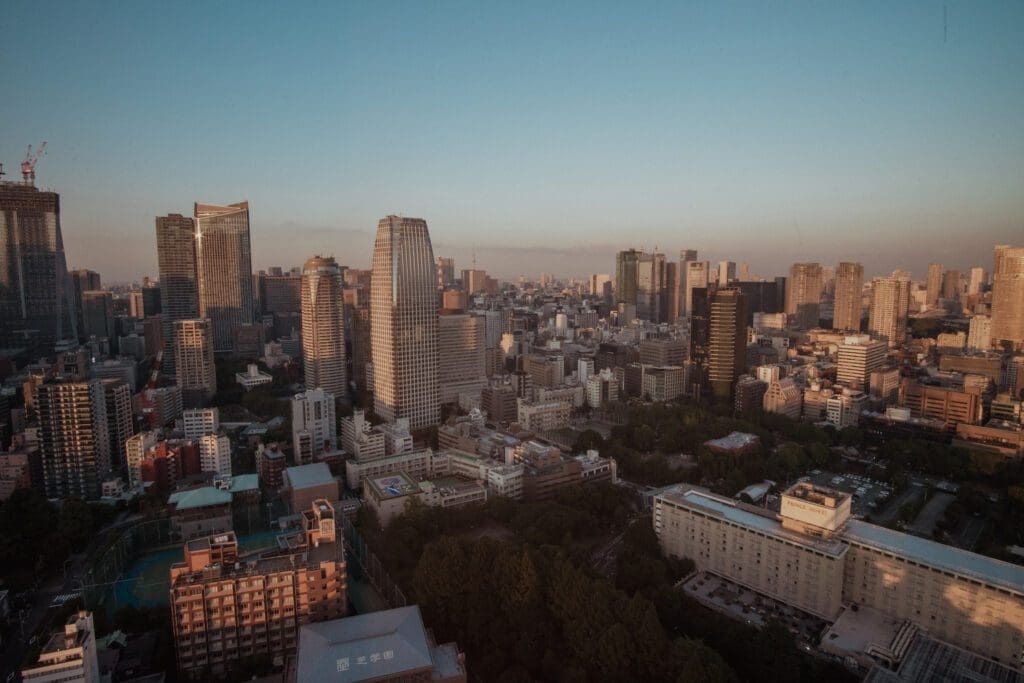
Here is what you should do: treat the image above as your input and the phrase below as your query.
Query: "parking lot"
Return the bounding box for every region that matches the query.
[682,572,829,649]
[806,470,893,518]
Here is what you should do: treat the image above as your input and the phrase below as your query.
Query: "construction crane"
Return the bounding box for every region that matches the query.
[21,141,47,185]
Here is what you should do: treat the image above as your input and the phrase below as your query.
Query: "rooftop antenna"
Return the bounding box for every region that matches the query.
[21,141,47,185]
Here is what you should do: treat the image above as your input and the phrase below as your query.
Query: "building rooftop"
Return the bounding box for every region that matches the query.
[843,520,1024,596]
[705,431,760,451]
[168,486,232,511]
[366,473,421,500]
[285,462,334,490]
[228,474,260,493]
[294,606,438,682]
[659,486,848,557]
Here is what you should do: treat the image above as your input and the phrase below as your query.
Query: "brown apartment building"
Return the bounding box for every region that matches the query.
[169,500,347,679]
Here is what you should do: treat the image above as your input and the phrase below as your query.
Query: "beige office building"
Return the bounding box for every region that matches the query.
[992,245,1024,348]
[370,216,440,429]
[301,256,347,396]
[438,311,487,405]
[868,276,911,348]
[786,263,823,329]
[170,501,347,678]
[174,319,217,407]
[836,335,887,390]
[763,377,802,419]
[832,262,864,331]
[194,202,254,352]
[654,483,1024,670]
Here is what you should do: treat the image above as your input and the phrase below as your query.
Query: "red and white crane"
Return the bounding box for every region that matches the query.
[21,141,47,185]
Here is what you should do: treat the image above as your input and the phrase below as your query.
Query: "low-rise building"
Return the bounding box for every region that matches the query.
[763,377,802,419]
[168,486,233,540]
[286,605,466,683]
[703,432,761,458]
[283,463,339,513]
[235,363,273,391]
[21,611,100,683]
[516,398,571,432]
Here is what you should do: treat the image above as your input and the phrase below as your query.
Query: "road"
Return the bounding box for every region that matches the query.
[0,512,143,679]
[874,480,927,525]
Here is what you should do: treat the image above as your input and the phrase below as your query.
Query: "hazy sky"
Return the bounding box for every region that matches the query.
[2,1,1022,282]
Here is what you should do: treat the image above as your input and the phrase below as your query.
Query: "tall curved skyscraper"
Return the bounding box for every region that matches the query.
[370,215,439,428]
[301,255,346,397]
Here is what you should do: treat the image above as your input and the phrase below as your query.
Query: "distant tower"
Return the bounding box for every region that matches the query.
[370,216,440,428]
[925,263,943,307]
[156,213,199,376]
[174,319,217,407]
[0,182,77,344]
[991,245,1024,348]
[301,255,347,397]
[868,276,911,348]
[194,202,254,352]
[785,263,823,329]
[833,262,864,331]
[707,288,748,399]
[683,260,709,318]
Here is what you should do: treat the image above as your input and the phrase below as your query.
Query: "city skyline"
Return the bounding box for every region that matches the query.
[2,1,1022,281]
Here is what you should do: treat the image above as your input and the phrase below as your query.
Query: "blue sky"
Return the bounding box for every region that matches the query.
[2,1,1022,281]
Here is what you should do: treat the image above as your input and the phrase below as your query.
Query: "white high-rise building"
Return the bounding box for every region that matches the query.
[291,388,337,465]
[718,260,736,285]
[370,216,440,429]
[868,276,911,348]
[683,260,709,318]
[967,266,987,295]
[967,315,992,352]
[785,262,823,329]
[125,430,160,489]
[301,255,347,396]
[182,407,219,440]
[198,433,231,479]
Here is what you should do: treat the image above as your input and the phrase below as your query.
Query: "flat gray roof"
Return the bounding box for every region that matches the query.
[843,520,1024,595]
[285,462,334,490]
[295,606,434,682]
[658,486,847,557]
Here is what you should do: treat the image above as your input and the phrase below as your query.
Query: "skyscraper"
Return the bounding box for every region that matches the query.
[925,263,943,306]
[194,202,254,352]
[438,310,487,405]
[174,319,217,407]
[942,269,961,301]
[156,213,199,375]
[301,255,347,397]
[992,245,1024,348]
[967,266,987,295]
[0,182,77,345]
[868,276,911,348]
[683,260,710,318]
[70,269,102,340]
[833,262,864,331]
[718,261,736,286]
[707,288,747,399]
[436,256,455,289]
[637,250,667,322]
[615,249,642,306]
[38,379,111,500]
[666,261,680,324]
[80,291,115,340]
[370,216,440,429]
[785,263,822,329]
